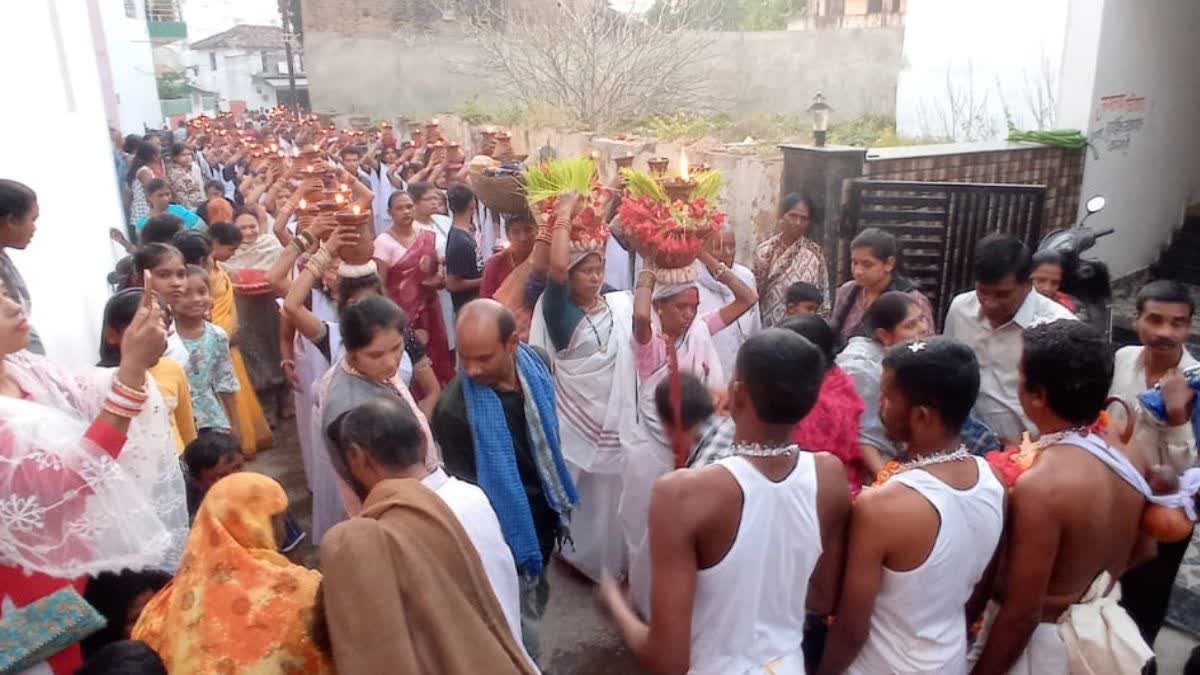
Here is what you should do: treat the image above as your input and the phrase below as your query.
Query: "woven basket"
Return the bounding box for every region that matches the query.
[469,172,528,214]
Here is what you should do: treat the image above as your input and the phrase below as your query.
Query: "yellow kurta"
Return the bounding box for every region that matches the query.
[210,265,273,455]
[150,356,197,454]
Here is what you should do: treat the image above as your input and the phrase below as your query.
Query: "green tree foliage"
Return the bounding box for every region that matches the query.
[156,71,191,100]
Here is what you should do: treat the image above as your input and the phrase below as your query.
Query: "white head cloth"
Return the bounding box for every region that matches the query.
[339,259,379,279]
[652,280,699,302]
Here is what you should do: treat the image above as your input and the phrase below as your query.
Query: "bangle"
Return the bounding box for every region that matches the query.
[712,262,731,279]
[280,359,296,369]
[296,230,316,250]
[102,390,144,418]
[308,246,334,272]
[112,376,148,403]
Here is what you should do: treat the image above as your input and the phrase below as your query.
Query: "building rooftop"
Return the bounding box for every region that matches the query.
[191,24,285,50]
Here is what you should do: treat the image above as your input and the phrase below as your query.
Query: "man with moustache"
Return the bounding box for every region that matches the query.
[1109,280,1198,649]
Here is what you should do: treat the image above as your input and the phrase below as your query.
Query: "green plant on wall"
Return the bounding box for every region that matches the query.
[156,71,192,100]
[632,112,948,147]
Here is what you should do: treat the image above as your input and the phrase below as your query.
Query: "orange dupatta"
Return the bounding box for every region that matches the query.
[133,472,331,675]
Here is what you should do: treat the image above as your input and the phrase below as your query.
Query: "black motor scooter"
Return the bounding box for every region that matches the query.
[1037,195,1115,337]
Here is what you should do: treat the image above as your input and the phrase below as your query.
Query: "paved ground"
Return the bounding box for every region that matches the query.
[247,413,1196,674]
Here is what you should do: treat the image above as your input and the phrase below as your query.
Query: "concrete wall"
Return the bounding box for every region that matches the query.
[1078,0,1200,278]
[697,29,903,117]
[0,2,128,367]
[95,0,163,133]
[896,0,1070,140]
[300,1,904,122]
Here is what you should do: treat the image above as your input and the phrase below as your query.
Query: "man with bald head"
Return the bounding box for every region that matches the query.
[431,299,578,666]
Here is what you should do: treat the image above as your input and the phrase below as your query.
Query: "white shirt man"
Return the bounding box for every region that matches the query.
[695,260,760,380]
[422,466,535,670]
[944,288,1075,441]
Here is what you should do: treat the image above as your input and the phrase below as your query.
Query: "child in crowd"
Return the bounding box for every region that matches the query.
[208,221,243,264]
[134,178,204,235]
[100,288,196,453]
[181,429,244,518]
[81,571,172,659]
[785,281,824,316]
[139,214,184,247]
[195,180,233,225]
[174,265,241,437]
[181,430,305,550]
[133,243,191,366]
[174,230,273,454]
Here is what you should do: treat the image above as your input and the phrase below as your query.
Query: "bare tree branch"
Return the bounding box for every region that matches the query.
[464,0,717,129]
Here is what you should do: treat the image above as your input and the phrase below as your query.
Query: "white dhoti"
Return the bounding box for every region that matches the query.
[530,290,637,582]
[968,602,1070,674]
[968,572,1153,675]
[621,434,672,618]
[564,469,628,581]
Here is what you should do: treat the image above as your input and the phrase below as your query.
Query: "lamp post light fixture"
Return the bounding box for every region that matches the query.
[807,92,832,148]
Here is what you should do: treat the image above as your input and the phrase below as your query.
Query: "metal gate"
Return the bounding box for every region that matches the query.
[842,179,1046,329]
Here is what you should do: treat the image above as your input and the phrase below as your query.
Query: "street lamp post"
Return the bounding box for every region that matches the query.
[807,92,832,148]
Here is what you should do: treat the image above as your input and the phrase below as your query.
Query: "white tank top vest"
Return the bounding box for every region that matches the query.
[848,455,1005,675]
[688,453,822,675]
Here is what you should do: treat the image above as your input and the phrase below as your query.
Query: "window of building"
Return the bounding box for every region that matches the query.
[209,51,217,70]
[261,51,269,72]
[124,0,137,18]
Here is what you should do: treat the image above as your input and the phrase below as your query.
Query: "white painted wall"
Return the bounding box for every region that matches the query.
[182,0,280,49]
[1054,0,1105,131]
[96,0,163,133]
[1077,0,1200,278]
[0,2,127,367]
[896,0,1070,140]
[188,48,285,110]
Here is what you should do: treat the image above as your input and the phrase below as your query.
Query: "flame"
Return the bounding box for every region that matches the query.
[680,148,690,181]
[339,183,349,193]
[335,193,346,205]
[352,204,362,216]
[431,117,440,126]
[299,199,307,209]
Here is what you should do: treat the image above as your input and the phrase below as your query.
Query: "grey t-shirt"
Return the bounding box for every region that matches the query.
[836,336,893,458]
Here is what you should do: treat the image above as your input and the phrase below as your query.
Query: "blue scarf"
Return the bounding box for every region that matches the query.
[462,343,578,576]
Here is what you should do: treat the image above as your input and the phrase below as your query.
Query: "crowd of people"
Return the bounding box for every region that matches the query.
[1,107,1199,675]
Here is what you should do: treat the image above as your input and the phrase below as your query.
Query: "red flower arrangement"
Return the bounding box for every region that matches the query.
[618,168,725,270]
